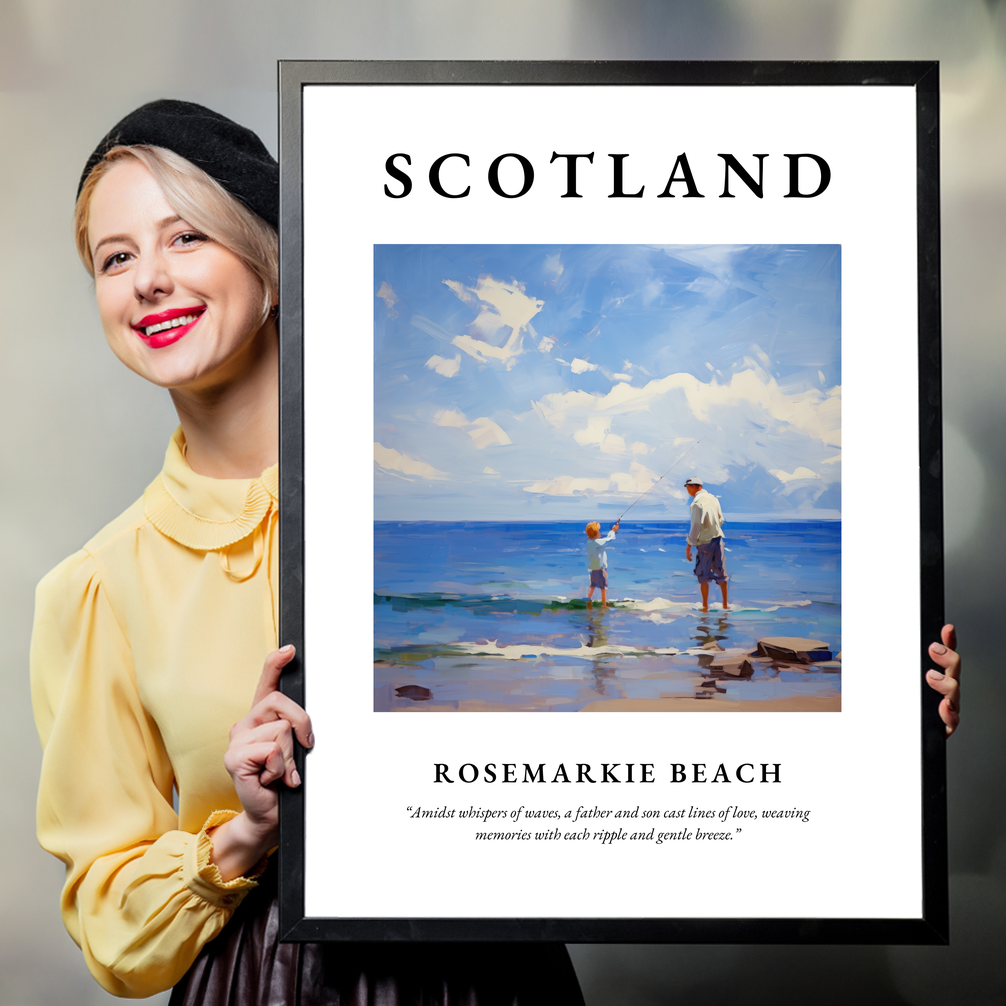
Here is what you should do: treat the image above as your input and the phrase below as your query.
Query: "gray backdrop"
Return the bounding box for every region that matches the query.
[2,2,1003,1003]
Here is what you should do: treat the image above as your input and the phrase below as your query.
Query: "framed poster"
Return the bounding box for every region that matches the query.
[277,61,946,943]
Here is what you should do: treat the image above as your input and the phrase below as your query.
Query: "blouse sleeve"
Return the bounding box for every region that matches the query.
[30,549,262,998]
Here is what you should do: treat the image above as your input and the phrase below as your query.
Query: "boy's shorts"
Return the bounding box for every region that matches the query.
[694,538,727,584]
[590,568,608,589]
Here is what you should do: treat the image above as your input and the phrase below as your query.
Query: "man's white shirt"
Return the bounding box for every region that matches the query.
[687,489,725,546]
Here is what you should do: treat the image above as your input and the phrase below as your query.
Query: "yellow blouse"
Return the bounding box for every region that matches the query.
[31,429,279,998]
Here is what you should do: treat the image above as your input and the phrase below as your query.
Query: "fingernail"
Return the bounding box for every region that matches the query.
[928,670,944,679]
[280,644,295,654]
[292,768,301,787]
[946,700,956,713]
[307,732,315,748]
[931,643,947,655]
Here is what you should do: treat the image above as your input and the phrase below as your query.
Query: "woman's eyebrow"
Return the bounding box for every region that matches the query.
[92,216,185,257]
[92,232,133,256]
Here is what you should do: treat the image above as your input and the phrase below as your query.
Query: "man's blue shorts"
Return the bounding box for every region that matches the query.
[694,537,727,584]
[590,568,608,589]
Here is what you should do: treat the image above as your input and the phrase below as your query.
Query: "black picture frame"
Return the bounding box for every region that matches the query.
[277,60,945,944]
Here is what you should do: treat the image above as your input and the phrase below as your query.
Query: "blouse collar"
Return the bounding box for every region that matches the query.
[143,428,278,551]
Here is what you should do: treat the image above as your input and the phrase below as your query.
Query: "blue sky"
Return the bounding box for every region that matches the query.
[374,244,840,521]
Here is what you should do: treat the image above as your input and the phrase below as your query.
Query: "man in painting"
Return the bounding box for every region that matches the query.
[684,477,729,612]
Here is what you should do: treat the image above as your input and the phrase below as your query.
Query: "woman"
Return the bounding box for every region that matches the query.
[31,100,586,1004]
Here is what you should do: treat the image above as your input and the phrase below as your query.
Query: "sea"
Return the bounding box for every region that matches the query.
[374,521,841,712]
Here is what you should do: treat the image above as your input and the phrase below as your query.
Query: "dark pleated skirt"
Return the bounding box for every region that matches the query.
[169,869,585,1006]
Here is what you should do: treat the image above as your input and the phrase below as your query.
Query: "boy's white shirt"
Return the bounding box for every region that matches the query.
[585,530,617,570]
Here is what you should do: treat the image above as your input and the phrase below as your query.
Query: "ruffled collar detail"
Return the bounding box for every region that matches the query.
[143,428,278,552]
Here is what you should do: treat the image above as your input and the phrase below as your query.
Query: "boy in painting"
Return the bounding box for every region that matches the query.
[585,520,619,607]
[683,477,729,612]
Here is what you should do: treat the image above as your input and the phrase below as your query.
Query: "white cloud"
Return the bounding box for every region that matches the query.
[535,360,841,449]
[425,354,461,378]
[443,275,545,371]
[573,416,625,455]
[522,461,659,498]
[467,417,512,449]
[443,279,481,313]
[610,462,658,494]
[543,252,564,282]
[573,416,610,446]
[767,466,828,502]
[433,407,468,427]
[538,335,556,353]
[523,475,612,496]
[432,409,512,449]
[452,332,524,370]
[571,358,598,374]
[483,466,500,476]
[641,279,663,305]
[612,373,632,382]
[770,466,821,483]
[631,441,649,455]
[376,281,398,318]
[374,443,450,481]
[684,276,725,298]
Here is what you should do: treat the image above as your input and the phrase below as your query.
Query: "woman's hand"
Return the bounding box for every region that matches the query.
[209,645,314,881]
[926,624,960,737]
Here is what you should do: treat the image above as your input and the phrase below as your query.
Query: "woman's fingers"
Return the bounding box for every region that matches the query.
[233,689,314,750]
[926,668,960,736]
[927,623,960,737]
[223,645,312,811]
[224,738,288,788]
[230,719,302,788]
[242,644,314,748]
[252,644,296,707]
[941,623,958,653]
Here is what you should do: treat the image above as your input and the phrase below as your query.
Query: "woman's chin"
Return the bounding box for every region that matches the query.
[110,323,272,395]
[123,353,221,392]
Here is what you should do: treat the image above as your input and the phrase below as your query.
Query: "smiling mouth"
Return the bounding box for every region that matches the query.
[137,309,205,338]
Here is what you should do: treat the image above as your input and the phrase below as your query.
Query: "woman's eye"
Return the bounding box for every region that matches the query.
[173,231,208,248]
[101,251,132,273]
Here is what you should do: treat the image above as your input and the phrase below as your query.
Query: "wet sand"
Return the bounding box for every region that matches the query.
[577,694,840,712]
[377,661,841,713]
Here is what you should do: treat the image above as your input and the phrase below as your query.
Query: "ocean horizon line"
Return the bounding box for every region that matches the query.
[373,515,842,524]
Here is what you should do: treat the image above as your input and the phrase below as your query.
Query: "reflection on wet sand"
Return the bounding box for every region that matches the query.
[375,600,841,712]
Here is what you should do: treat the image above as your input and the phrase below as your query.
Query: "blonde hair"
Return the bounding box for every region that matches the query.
[75,145,278,323]
[585,522,601,539]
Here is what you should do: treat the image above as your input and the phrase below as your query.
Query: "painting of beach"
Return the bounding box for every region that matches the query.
[374,245,841,712]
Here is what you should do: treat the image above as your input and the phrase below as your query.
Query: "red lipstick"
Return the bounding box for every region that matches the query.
[132,306,206,349]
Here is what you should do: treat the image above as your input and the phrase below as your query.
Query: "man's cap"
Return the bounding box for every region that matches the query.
[78,99,278,228]
[683,477,703,486]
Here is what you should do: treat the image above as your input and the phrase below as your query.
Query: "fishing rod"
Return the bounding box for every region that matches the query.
[615,436,706,525]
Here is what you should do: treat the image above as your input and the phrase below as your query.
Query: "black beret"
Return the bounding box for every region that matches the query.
[78,99,278,228]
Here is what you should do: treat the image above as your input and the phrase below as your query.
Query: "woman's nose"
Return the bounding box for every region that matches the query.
[133,249,173,302]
